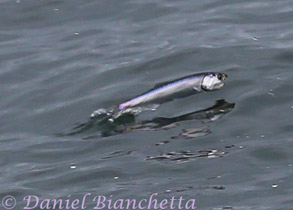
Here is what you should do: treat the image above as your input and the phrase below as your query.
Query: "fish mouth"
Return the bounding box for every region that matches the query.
[223,73,228,80]
[212,81,224,90]
[218,82,225,89]
[218,73,228,81]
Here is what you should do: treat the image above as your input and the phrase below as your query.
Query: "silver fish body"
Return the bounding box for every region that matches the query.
[119,72,227,110]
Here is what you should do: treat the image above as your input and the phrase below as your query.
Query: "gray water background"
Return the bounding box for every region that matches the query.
[0,0,293,209]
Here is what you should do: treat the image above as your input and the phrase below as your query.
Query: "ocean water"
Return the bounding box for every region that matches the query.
[0,0,293,209]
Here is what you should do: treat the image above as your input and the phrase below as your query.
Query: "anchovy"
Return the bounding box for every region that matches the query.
[119,72,227,110]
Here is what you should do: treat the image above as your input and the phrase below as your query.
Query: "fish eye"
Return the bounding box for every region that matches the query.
[217,73,223,80]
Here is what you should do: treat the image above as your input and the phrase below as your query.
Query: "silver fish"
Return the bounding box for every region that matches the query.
[119,72,227,110]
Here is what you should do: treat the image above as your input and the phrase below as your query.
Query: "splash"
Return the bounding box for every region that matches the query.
[90,104,160,119]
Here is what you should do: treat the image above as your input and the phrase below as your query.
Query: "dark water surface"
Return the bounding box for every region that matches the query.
[1,0,293,209]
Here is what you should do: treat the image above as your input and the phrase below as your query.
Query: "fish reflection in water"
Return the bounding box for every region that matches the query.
[133,99,234,129]
[66,99,235,138]
[145,149,226,162]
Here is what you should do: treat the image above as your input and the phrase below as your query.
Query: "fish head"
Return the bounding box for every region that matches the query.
[201,72,227,91]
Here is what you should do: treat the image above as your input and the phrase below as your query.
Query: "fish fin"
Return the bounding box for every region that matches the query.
[193,87,200,92]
